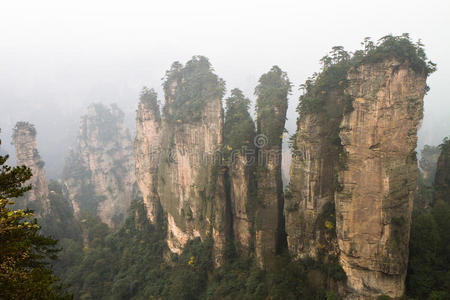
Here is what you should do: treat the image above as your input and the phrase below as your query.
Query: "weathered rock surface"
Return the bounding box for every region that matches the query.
[229,154,255,256]
[285,94,342,260]
[135,88,162,223]
[158,89,225,261]
[254,66,290,268]
[133,57,229,265]
[222,88,257,257]
[63,103,136,227]
[12,122,50,216]
[434,138,450,203]
[336,60,426,298]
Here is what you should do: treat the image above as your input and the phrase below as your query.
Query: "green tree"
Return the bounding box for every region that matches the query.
[406,200,450,299]
[406,210,440,297]
[223,88,256,155]
[255,65,291,148]
[0,137,70,299]
[162,56,225,123]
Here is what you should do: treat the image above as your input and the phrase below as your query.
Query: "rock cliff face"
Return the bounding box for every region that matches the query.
[135,88,162,223]
[434,138,450,203]
[285,92,342,260]
[336,60,426,298]
[159,69,226,264]
[287,36,433,299]
[415,145,441,209]
[134,57,229,265]
[228,154,255,255]
[133,44,431,298]
[134,60,292,267]
[63,103,136,227]
[12,122,50,216]
[254,66,290,268]
[223,88,257,256]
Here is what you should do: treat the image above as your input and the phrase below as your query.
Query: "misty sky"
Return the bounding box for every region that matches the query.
[1,0,449,178]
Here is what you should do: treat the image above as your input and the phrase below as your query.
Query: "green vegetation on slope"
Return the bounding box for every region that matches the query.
[56,198,345,299]
[163,56,225,123]
[40,180,82,242]
[405,137,450,299]
[139,87,161,122]
[352,34,436,76]
[297,34,435,118]
[406,200,450,299]
[255,66,291,148]
[223,88,256,156]
[297,46,352,116]
[0,138,70,299]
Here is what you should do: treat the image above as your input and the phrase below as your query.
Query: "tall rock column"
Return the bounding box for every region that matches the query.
[223,89,257,256]
[434,138,450,204]
[254,66,290,268]
[285,93,343,259]
[156,57,227,264]
[135,88,162,223]
[284,48,352,261]
[63,103,136,227]
[12,122,49,216]
[336,59,427,298]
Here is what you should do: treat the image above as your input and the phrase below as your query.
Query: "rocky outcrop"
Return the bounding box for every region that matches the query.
[63,103,136,227]
[134,57,228,265]
[159,90,225,261]
[12,122,50,216]
[415,145,441,209]
[336,59,427,298]
[254,66,290,268]
[11,122,81,241]
[287,36,434,298]
[228,154,255,256]
[434,138,450,203]
[223,88,257,256]
[285,92,342,260]
[419,145,440,187]
[135,88,162,223]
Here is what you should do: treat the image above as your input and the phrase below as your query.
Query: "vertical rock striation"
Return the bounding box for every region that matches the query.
[155,57,227,264]
[63,103,136,227]
[254,66,290,268]
[135,88,162,223]
[223,88,257,256]
[285,93,342,260]
[336,59,427,298]
[12,122,50,216]
[287,37,434,298]
[285,47,351,263]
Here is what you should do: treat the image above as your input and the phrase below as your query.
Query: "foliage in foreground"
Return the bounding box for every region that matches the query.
[0,138,70,300]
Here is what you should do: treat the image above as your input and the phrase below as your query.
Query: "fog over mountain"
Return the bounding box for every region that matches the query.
[1,0,449,178]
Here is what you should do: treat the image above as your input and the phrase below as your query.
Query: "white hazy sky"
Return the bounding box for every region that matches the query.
[0,0,449,177]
